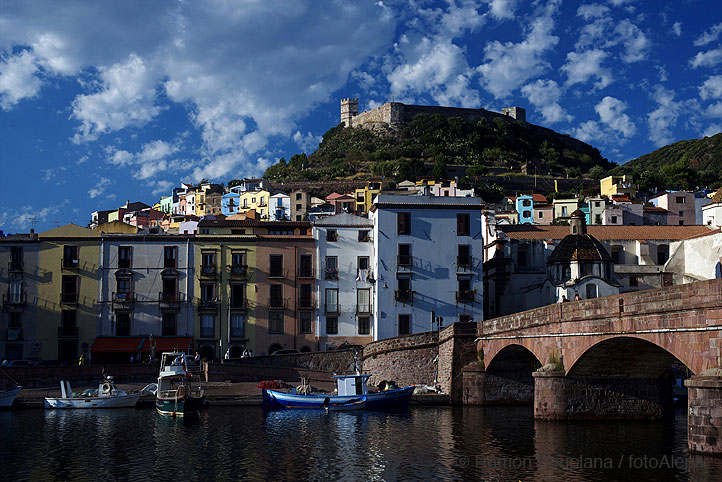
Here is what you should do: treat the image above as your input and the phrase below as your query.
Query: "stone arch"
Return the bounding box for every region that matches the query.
[486,343,543,373]
[566,336,690,379]
[484,344,543,405]
[229,344,244,358]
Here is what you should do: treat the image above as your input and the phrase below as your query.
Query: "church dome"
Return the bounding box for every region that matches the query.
[548,234,612,264]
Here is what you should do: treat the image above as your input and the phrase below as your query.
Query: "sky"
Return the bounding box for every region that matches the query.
[1,0,721,233]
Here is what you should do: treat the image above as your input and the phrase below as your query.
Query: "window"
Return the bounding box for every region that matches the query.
[299,312,312,334]
[611,246,624,264]
[299,283,313,308]
[594,201,601,208]
[457,213,470,236]
[164,246,177,268]
[395,275,412,302]
[358,316,370,335]
[10,247,22,271]
[586,284,598,299]
[522,199,531,207]
[116,277,131,296]
[269,311,284,334]
[523,211,531,218]
[357,288,371,313]
[299,254,313,278]
[61,275,78,303]
[458,245,471,268]
[270,254,283,277]
[200,314,215,338]
[162,278,178,300]
[398,244,411,267]
[296,193,303,200]
[629,276,639,287]
[118,246,132,269]
[201,251,216,272]
[398,314,410,335]
[561,206,568,217]
[231,252,247,273]
[8,280,23,304]
[326,229,338,242]
[325,288,339,313]
[611,215,618,224]
[162,313,176,336]
[457,276,474,301]
[270,284,283,308]
[397,212,411,235]
[357,256,369,271]
[326,316,338,335]
[676,196,685,204]
[518,246,528,267]
[9,311,21,329]
[358,230,370,242]
[657,245,669,265]
[231,313,245,338]
[231,229,246,235]
[200,283,215,308]
[296,204,302,211]
[538,211,544,219]
[594,215,602,224]
[116,313,131,336]
[230,284,246,308]
[325,256,338,279]
[63,245,79,268]
[60,309,77,336]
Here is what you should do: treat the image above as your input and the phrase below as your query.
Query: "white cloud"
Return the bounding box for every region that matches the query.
[702,123,722,137]
[150,180,174,196]
[700,75,722,100]
[561,49,612,88]
[690,48,722,69]
[88,177,112,199]
[608,0,637,6]
[0,49,42,110]
[9,199,71,230]
[477,0,560,98]
[672,22,682,38]
[105,140,180,180]
[292,130,322,153]
[71,54,163,142]
[485,0,518,20]
[647,86,683,147]
[576,4,610,21]
[573,120,603,143]
[614,19,649,63]
[596,96,635,138]
[520,79,572,124]
[694,22,722,46]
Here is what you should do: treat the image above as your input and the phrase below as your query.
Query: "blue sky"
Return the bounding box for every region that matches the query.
[1,0,721,233]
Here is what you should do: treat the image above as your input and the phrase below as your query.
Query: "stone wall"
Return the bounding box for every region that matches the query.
[437,322,478,401]
[205,363,335,385]
[361,331,439,389]
[685,375,722,455]
[0,364,158,389]
[229,349,356,374]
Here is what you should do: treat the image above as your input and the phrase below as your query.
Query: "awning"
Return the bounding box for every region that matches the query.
[141,337,193,353]
[90,336,145,353]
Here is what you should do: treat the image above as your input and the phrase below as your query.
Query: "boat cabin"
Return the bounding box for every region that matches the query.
[159,352,191,376]
[334,374,371,396]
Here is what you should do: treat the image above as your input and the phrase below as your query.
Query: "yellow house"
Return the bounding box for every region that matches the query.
[552,199,582,219]
[37,224,99,364]
[238,190,270,220]
[354,178,383,214]
[193,220,258,359]
[600,175,637,199]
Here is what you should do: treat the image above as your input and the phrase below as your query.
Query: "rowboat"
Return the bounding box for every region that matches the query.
[262,374,414,409]
[0,385,22,408]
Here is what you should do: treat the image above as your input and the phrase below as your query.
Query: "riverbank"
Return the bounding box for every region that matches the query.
[10,381,449,408]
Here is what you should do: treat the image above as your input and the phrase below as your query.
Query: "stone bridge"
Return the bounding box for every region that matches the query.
[467,279,722,456]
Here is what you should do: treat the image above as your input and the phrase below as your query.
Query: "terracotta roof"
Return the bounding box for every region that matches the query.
[499,225,714,241]
[643,206,669,213]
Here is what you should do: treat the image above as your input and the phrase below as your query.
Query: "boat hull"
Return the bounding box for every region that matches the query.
[0,386,22,408]
[44,393,141,409]
[263,386,414,409]
[156,396,204,417]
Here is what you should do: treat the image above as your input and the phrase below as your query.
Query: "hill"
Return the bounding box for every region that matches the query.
[264,112,615,184]
[613,133,722,191]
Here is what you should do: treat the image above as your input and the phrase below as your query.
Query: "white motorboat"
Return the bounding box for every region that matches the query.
[0,385,22,408]
[44,373,156,409]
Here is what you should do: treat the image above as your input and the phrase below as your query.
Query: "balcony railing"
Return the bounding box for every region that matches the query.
[456,290,476,302]
[60,292,79,304]
[230,299,248,310]
[200,264,217,276]
[8,261,23,272]
[298,296,314,309]
[62,258,79,269]
[58,326,79,338]
[159,291,185,303]
[269,297,287,309]
[298,268,314,279]
[457,256,472,270]
[394,289,414,303]
[3,292,27,306]
[112,292,136,303]
[6,328,23,341]
[356,303,372,314]
[397,255,412,268]
[324,303,339,314]
[324,268,338,280]
[197,298,219,310]
[230,264,248,276]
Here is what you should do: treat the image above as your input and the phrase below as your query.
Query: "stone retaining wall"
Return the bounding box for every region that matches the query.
[361,331,439,389]
[230,349,356,374]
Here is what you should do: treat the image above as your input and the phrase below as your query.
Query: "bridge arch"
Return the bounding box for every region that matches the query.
[483,343,543,404]
[486,343,543,374]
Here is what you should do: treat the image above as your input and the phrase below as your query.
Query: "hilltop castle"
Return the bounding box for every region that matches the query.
[340,98,526,129]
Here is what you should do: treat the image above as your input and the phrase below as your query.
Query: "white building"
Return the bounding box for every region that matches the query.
[370,195,484,340]
[313,214,375,349]
[269,193,291,221]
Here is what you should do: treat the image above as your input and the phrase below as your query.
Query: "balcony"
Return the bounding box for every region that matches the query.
[8,261,23,273]
[356,303,372,314]
[298,296,314,309]
[298,268,315,279]
[159,291,185,310]
[324,268,338,280]
[230,298,248,310]
[60,292,79,304]
[269,269,287,279]
[229,264,248,277]
[324,303,339,314]
[197,298,219,311]
[57,326,79,338]
[397,255,412,269]
[6,328,23,341]
[200,264,217,276]
[456,290,476,302]
[394,289,414,303]
[457,256,473,271]
[269,297,287,309]
[112,292,136,310]
[3,292,27,307]
[62,258,79,270]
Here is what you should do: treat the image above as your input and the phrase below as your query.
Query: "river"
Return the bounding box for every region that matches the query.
[1,405,720,481]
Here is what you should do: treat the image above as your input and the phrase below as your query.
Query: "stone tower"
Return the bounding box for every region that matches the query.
[502,106,526,123]
[340,98,359,127]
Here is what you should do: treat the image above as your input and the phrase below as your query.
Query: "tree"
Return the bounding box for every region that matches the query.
[228,179,243,188]
[588,165,606,180]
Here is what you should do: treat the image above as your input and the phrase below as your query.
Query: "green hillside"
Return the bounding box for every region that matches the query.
[265,113,615,183]
[613,133,722,191]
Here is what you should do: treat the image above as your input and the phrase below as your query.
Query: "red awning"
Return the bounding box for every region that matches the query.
[141,337,193,353]
[91,337,146,353]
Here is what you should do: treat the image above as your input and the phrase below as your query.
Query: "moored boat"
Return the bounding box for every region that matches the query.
[44,374,153,409]
[262,374,414,410]
[156,352,204,417]
[0,385,22,408]
[322,395,366,411]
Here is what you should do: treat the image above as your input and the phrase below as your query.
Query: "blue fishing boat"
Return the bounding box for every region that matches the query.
[262,374,414,409]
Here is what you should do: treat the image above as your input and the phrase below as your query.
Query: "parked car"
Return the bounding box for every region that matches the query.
[6,359,40,367]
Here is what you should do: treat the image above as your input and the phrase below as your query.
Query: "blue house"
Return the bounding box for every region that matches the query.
[515,195,534,224]
[221,192,240,216]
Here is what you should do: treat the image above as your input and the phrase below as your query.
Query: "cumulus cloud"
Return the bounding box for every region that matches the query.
[478,0,560,98]
[647,86,683,147]
[576,4,610,21]
[292,130,322,153]
[699,75,722,100]
[694,22,722,46]
[596,96,635,137]
[106,140,180,180]
[672,22,682,38]
[8,199,71,231]
[88,177,112,199]
[614,19,649,62]
[484,0,518,20]
[561,49,613,88]
[690,48,722,69]
[521,79,572,124]
[0,50,42,109]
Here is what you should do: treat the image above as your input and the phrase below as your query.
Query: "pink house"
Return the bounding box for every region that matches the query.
[650,191,696,225]
[325,192,355,214]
